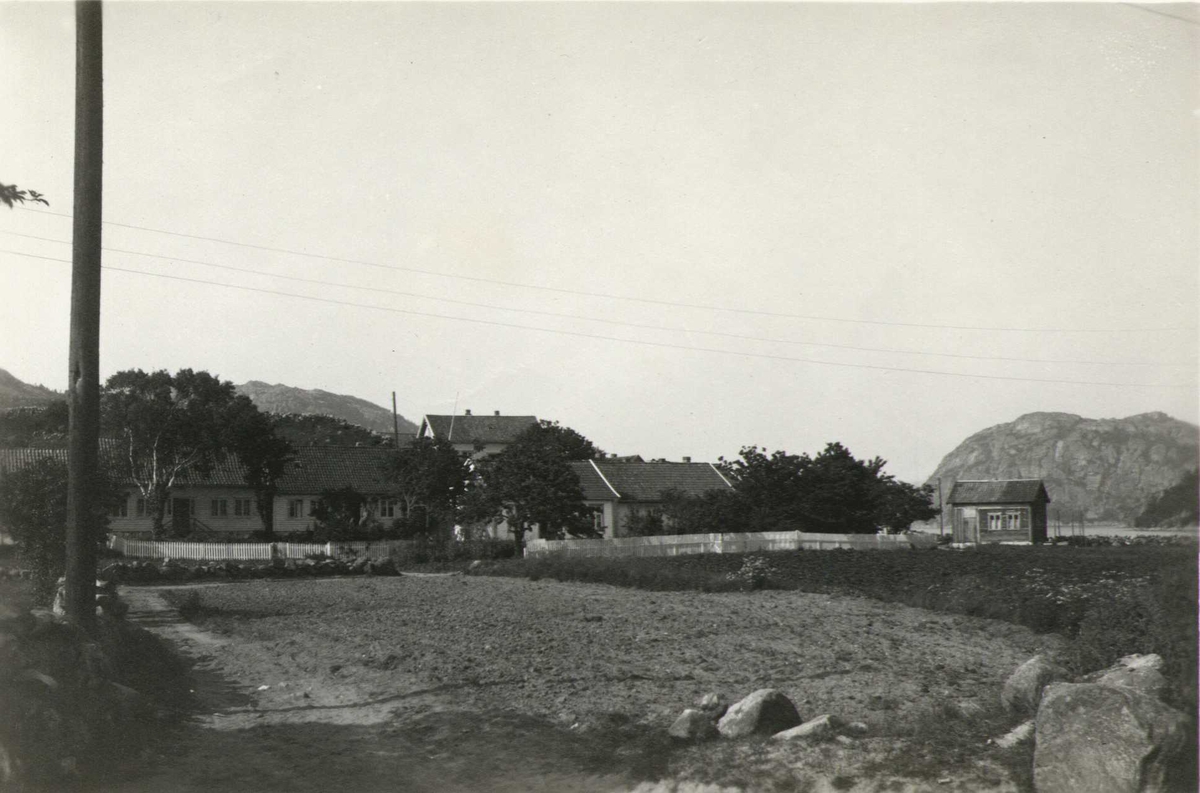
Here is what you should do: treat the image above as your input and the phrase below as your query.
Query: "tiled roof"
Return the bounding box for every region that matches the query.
[0,447,69,473]
[946,479,1050,505]
[571,460,733,503]
[571,461,620,501]
[421,414,538,446]
[276,446,394,495]
[0,444,396,496]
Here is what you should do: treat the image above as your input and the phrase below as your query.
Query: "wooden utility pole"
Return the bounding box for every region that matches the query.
[936,479,945,538]
[65,0,103,630]
[392,391,400,447]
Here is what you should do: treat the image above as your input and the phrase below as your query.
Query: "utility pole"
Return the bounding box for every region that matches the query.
[65,0,103,630]
[936,478,945,538]
[392,391,400,447]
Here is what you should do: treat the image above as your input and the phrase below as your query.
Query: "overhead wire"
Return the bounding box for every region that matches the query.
[1,229,1187,369]
[14,206,1193,334]
[0,245,1191,390]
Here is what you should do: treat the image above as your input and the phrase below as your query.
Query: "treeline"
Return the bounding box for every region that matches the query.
[624,443,938,537]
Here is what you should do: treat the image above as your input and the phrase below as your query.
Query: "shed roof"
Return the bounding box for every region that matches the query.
[946,479,1050,505]
[571,460,732,503]
[421,414,538,446]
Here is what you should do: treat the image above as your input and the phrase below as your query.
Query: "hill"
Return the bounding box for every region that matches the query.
[927,411,1200,522]
[0,368,62,410]
[235,381,417,436]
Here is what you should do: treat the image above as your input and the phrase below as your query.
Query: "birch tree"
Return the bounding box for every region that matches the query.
[101,368,241,538]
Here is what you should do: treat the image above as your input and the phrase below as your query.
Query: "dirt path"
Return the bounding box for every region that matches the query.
[98,577,1055,793]
[100,585,635,793]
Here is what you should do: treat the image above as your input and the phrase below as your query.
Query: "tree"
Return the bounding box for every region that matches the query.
[0,182,49,208]
[526,420,604,460]
[0,457,118,603]
[101,369,245,538]
[719,442,937,534]
[225,400,294,540]
[1135,469,1199,528]
[384,436,467,536]
[460,421,600,552]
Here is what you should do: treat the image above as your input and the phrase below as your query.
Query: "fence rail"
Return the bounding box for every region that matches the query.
[107,535,411,561]
[523,530,938,559]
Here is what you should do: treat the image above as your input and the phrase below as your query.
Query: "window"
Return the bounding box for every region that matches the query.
[591,506,606,530]
[377,498,397,518]
[136,498,149,517]
[309,499,319,516]
[110,498,128,518]
[211,499,229,517]
[234,498,253,517]
[288,499,305,519]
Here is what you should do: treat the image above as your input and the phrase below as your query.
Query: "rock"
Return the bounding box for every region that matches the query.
[843,721,869,737]
[993,720,1034,749]
[834,735,855,745]
[697,692,729,720]
[1002,655,1069,716]
[772,714,844,741]
[1033,682,1190,793]
[1083,653,1167,701]
[668,709,719,741]
[952,700,985,719]
[716,689,801,739]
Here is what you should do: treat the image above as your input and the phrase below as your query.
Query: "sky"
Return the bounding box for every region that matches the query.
[1,1,1196,483]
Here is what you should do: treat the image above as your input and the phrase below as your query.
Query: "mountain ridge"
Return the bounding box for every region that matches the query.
[234,380,418,436]
[927,411,1199,522]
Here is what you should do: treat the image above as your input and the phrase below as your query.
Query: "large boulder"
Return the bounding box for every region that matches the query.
[1033,682,1190,793]
[716,689,801,739]
[668,709,719,742]
[1082,653,1167,701]
[1001,654,1069,716]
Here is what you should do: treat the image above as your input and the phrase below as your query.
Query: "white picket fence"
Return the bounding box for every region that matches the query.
[107,535,409,561]
[523,530,938,559]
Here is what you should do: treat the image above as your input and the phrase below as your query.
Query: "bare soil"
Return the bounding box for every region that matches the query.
[101,575,1062,792]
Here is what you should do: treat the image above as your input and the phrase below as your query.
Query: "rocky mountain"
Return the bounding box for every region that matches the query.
[927,412,1199,523]
[234,381,417,436]
[0,369,63,410]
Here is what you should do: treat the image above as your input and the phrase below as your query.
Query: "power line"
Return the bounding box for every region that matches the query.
[1121,3,1200,26]
[2,246,1191,390]
[14,206,1191,335]
[3,229,1188,369]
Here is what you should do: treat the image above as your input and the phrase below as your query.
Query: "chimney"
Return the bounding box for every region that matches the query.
[682,456,691,463]
[464,409,471,416]
[494,410,500,416]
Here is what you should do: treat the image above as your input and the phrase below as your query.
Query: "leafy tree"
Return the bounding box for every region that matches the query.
[271,413,391,447]
[1135,469,1199,528]
[460,421,599,552]
[0,182,48,208]
[225,401,294,540]
[101,369,246,538]
[527,420,604,460]
[718,442,936,534]
[384,436,467,536]
[0,402,69,446]
[0,457,119,602]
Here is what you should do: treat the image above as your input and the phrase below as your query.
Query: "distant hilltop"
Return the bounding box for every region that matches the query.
[927,411,1199,522]
[0,368,63,410]
[234,381,417,436]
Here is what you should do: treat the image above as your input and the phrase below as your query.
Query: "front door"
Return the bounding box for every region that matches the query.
[172,498,191,535]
